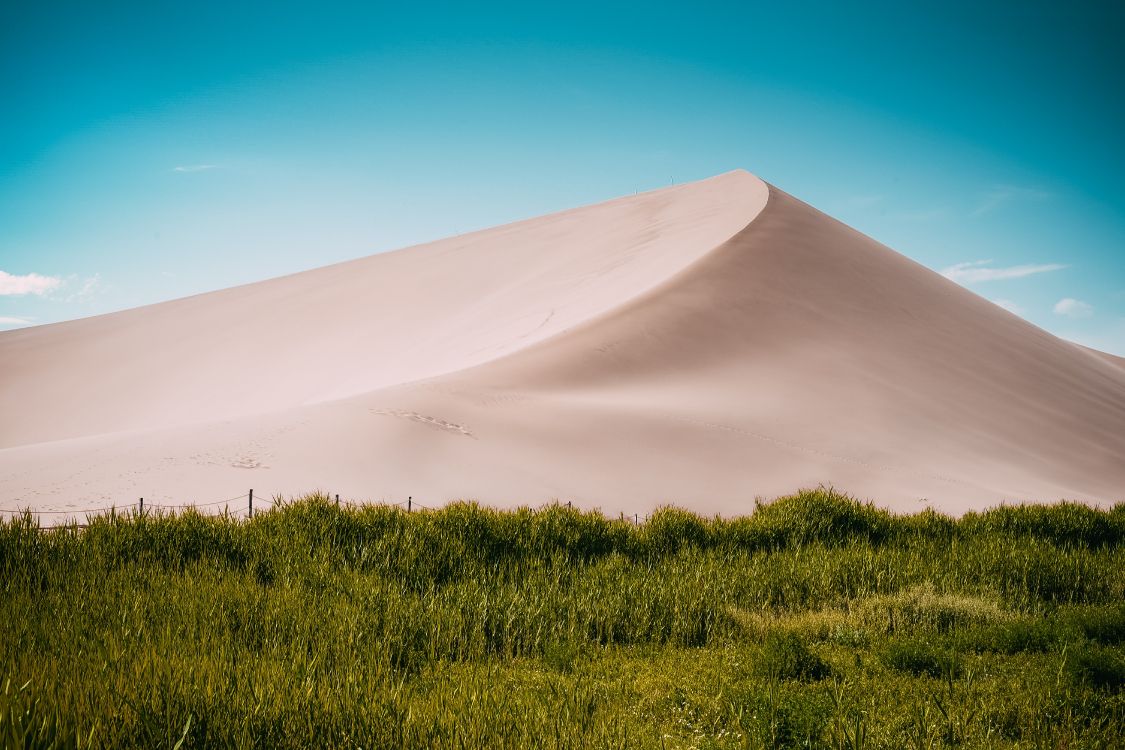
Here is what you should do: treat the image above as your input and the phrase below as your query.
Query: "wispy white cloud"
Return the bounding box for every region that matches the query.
[0,316,33,326]
[1054,298,1094,319]
[989,299,1024,316]
[62,273,104,303]
[173,164,220,173]
[0,270,63,296]
[971,185,1051,217]
[941,260,1067,284]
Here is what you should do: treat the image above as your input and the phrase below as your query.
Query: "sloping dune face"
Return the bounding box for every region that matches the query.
[0,171,765,448]
[2,170,1123,516]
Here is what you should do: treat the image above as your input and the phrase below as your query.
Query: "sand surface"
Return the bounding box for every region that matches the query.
[2,170,1123,520]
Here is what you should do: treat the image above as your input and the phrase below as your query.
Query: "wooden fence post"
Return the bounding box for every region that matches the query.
[139,497,143,514]
[335,493,339,507]
[249,489,253,519]
[408,496,412,513]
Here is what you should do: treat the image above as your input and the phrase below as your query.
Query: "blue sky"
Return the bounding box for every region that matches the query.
[3,1,1124,352]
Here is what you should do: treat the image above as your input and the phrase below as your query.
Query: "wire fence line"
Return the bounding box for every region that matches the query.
[0,492,250,517]
[1,491,445,524]
[144,493,251,511]
[0,490,649,528]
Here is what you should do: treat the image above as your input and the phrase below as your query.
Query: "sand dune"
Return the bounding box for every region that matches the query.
[2,170,1123,517]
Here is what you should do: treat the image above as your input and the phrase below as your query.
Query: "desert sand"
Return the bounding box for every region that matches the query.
[2,170,1124,520]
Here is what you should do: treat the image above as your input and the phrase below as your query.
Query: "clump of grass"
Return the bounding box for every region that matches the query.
[541,640,585,673]
[252,557,276,587]
[882,640,962,677]
[754,632,832,681]
[1067,644,1125,691]
[730,681,831,749]
[963,502,1125,547]
[0,678,93,750]
[733,487,895,549]
[963,616,1064,654]
[853,581,1010,634]
[1072,603,1125,645]
[727,606,866,647]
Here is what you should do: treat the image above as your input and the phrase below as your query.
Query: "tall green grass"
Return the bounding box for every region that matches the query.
[1,488,1122,748]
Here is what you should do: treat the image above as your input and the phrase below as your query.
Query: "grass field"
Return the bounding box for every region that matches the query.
[2,488,1123,748]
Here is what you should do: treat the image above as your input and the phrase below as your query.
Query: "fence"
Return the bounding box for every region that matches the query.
[0,491,649,529]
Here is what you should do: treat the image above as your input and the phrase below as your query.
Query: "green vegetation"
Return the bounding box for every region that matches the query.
[1,488,1123,748]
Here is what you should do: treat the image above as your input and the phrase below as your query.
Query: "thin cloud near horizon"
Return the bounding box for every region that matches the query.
[172,164,221,173]
[941,260,1067,284]
[970,185,1051,218]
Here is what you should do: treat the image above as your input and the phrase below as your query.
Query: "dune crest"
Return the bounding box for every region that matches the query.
[2,170,1123,516]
